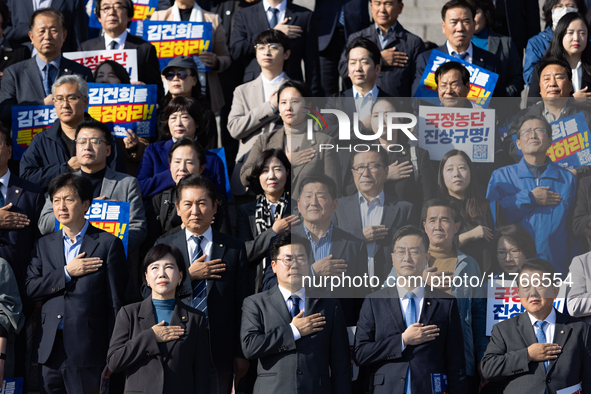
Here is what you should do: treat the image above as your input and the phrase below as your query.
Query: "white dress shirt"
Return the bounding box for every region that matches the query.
[352,84,379,124]
[263,0,287,25]
[572,60,583,92]
[528,308,556,344]
[446,41,474,64]
[0,169,10,203]
[104,30,128,50]
[278,285,306,340]
[262,71,287,104]
[358,191,384,278]
[186,226,213,263]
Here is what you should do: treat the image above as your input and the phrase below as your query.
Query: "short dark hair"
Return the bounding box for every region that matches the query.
[392,225,430,251]
[246,149,291,195]
[93,60,131,84]
[421,198,462,224]
[142,243,187,297]
[298,174,338,200]
[435,61,470,86]
[29,8,66,31]
[0,123,12,148]
[168,137,207,168]
[254,29,291,52]
[162,96,205,141]
[75,118,113,146]
[269,232,311,262]
[277,80,314,102]
[0,0,10,30]
[465,0,496,27]
[351,146,389,168]
[491,224,537,267]
[536,58,573,82]
[515,114,552,139]
[441,0,476,20]
[517,258,557,287]
[96,0,134,24]
[345,36,382,67]
[175,174,217,205]
[48,173,93,204]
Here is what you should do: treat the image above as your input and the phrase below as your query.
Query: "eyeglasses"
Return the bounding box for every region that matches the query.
[438,83,463,92]
[393,248,423,259]
[279,256,308,266]
[99,4,129,13]
[519,128,547,139]
[352,164,385,174]
[53,95,82,104]
[497,248,522,259]
[255,43,282,53]
[75,138,108,146]
[165,70,193,81]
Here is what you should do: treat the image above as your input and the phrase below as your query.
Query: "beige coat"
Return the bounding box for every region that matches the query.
[150,7,231,113]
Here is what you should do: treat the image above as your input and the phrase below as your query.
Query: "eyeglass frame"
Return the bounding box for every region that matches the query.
[392,247,425,260]
[254,43,283,53]
[99,4,130,14]
[75,137,109,146]
[53,95,83,104]
[518,127,549,139]
[496,248,522,260]
[351,164,385,174]
[278,256,308,267]
[164,70,195,81]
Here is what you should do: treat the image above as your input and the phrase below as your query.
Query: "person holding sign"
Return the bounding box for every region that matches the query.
[482,258,591,394]
[354,225,467,394]
[488,114,578,275]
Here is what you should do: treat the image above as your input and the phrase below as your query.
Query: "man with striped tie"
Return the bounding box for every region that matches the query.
[241,232,351,394]
[155,174,250,394]
[354,225,467,394]
[482,258,591,394]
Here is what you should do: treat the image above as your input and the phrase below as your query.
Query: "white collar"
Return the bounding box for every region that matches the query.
[171,1,204,22]
[359,190,385,206]
[527,308,557,327]
[278,284,306,301]
[263,0,287,13]
[0,168,11,188]
[397,284,425,299]
[185,225,213,244]
[105,30,128,48]
[446,41,473,60]
[352,84,379,98]
[261,71,286,84]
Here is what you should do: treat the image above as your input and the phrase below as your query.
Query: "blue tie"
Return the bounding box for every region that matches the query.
[43,64,53,96]
[337,8,345,26]
[453,52,468,61]
[269,7,279,28]
[0,183,5,208]
[289,295,300,318]
[535,321,549,371]
[190,235,207,320]
[404,292,416,394]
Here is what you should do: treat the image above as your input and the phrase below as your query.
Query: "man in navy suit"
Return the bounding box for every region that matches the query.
[25,173,128,394]
[0,8,93,126]
[411,0,501,97]
[230,0,323,96]
[79,0,164,101]
[154,174,250,394]
[354,225,467,394]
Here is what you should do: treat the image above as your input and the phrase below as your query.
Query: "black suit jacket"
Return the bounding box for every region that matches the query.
[492,0,540,56]
[354,286,467,394]
[107,297,210,394]
[25,225,128,367]
[79,34,165,101]
[155,228,250,374]
[315,0,370,52]
[412,44,501,97]
[0,57,94,126]
[230,1,323,96]
[0,174,44,293]
[0,41,30,82]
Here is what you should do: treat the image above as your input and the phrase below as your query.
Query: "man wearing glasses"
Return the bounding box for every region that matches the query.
[79,0,164,101]
[487,114,578,275]
[20,74,126,191]
[37,118,146,255]
[241,231,351,394]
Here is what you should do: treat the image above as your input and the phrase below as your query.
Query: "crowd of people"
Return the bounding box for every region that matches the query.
[1,0,591,393]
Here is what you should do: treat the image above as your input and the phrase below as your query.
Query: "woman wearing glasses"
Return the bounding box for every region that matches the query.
[151,0,230,114]
[490,224,537,276]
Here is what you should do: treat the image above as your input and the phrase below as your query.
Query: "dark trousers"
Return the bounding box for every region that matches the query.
[319,27,346,96]
[39,331,102,394]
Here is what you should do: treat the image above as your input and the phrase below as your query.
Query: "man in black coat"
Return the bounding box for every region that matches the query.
[0,0,31,87]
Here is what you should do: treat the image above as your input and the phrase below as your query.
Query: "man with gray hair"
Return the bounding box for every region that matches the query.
[20,75,126,191]
[0,8,93,125]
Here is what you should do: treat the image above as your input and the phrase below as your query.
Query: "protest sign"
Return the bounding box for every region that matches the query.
[87,83,157,138]
[143,21,213,72]
[89,0,158,36]
[1,377,23,394]
[55,200,130,255]
[63,50,139,81]
[414,50,498,108]
[485,280,566,336]
[12,106,57,160]
[547,112,591,168]
[418,105,495,162]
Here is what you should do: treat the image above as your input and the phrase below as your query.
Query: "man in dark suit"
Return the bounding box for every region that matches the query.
[338,0,425,97]
[411,0,501,97]
[229,0,323,96]
[25,173,128,394]
[482,258,591,393]
[154,174,250,394]
[315,0,370,95]
[241,231,351,394]
[79,0,164,101]
[334,148,416,285]
[0,8,93,126]
[3,0,87,53]
[0,0,31,87]
[20,74,126,192]
[354,225,467,394]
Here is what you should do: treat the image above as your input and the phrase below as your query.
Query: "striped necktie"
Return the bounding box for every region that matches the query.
[190,235,207,320]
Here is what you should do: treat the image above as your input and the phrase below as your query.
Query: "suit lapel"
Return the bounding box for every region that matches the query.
[49,231,67,270]
[24,58,45,99]
[162,301,189,362]
[385,287,408,336]
[6,180,23,207]
[487,36,499,55]
[285,6,298,26]
[516,312,538,348]
[80,227,100,257]
[100,176,116,198]
[345,197,363,239]
[547,313,572,373]
[269,286,293,324]
[208,231,226,296]
[292,135,313,184]
[256,2,272,29]
[170,231,192,300]
[305,296,319,317]
[418,296,440,324]
[51,0,65,13]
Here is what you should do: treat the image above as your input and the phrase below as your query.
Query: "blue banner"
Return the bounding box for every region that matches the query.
[1,377,23,394]
[430,373,448,394]
[414,50,498,109]
[12,105,57,160]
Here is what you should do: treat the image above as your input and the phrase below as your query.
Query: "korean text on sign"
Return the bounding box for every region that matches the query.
[63,49,139,81]
[143,21,213,72]
[11,105,57,160]
[546,112,591,169]
[418,106,496,162]
[414,50,499,109]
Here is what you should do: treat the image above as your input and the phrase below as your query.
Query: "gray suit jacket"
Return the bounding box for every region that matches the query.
[228,74,285,195]
[241,285,351,394]
[481,310,591,393]
[38,168,147,252]
[567,251,591,325]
